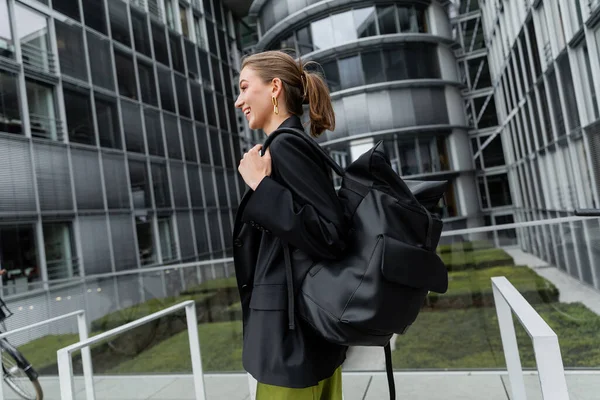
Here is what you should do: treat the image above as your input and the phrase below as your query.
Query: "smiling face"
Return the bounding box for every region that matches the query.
[234,67,275,131]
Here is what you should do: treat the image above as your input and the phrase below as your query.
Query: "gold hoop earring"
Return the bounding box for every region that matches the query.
[272,96,279,115]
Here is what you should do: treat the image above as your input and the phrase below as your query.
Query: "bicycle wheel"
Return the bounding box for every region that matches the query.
[0,340,43,400]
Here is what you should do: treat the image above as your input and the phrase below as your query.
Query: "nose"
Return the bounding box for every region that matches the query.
[234,93,243,109]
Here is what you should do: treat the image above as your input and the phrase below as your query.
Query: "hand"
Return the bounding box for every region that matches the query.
[238,144,272,191]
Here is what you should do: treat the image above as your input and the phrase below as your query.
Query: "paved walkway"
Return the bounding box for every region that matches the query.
[505,248,600,315]
[13,371,600,399]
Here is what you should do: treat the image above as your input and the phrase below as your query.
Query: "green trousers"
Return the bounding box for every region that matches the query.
[256,366,343,400]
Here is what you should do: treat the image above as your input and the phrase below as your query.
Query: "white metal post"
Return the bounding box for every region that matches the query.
[57,348,75,400]
[186,302,207,400]
[78,312,95,400]
[533,336,570,400]
[492,282,527,400]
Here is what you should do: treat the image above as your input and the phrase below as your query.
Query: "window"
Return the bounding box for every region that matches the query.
[129,159,151,209]
[488,174,513,207]
[194,17,206,49]
[95,94,121,149]
[296,26,313,56]
[338,55,363,90]
[181,120,196,162]
[211,57,223,93]
[82,0,107,34]
[384,48,407,81]
[114,50,138,100]
[398,141,418,175]
[190,82,204,122]
[164,0,176,30]
[0,0,14,59]
[481,135,505,168]
[198,49,211,86]
[158,68,176,113]
[185,40,199,80]
[169,33,185,74]
[131,9,152,57]
[158,217,176,261]
[361,51,385,85]
[26,79,58,140]
[152,22,169,66]
[151,162,171,208]
[15,5,51,73]
[110,215,137,271]
[103,153,130,209]
[53,0,80,21]
[547,69,565,137]
[136,217,156,265]
[206,20,217,56]
[180,5,190,38]
[196,124,210,163]
[582,44,599,121]
[353,7,377,38]
[137,60,158,106]
[557,54,580,132]
[175,74,191,118]
[377,6,397,34]
[311,18,334,51]
[204,89,217,127]
[527,19,542,80]
[108,0,130,47]
[145,108,164,156]
[87,32,115,90]
[43,222,77,280]
[63,86,94,145]
[55,21,87,81]
[121,100,144,153]
[215,93,227,129]
[0,224,40,292]
[164,113,182,159]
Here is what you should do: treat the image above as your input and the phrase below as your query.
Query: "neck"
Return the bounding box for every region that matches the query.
[264,112,292,135]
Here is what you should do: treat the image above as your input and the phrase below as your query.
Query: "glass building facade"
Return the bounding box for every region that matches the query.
[480,0,600,289]
[0,0,246,301]
[249,0,482,229]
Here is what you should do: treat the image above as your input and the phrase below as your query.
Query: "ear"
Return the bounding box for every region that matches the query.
[271,77,283,99]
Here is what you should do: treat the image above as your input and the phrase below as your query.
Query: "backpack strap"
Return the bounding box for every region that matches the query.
[282,241,295,330]
[262,127,345,176]
[384,342,396,400]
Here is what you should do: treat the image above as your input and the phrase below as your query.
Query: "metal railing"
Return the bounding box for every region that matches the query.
[492,276,569,400]
[57,300,206,400]
[0,310,92,400]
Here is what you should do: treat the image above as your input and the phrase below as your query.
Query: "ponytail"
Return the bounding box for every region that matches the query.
[302,63,335,138]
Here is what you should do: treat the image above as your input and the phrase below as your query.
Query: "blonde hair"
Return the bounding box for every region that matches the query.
[241,51,335,138]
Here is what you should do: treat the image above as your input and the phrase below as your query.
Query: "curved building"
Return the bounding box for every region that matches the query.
[247,0,481,230]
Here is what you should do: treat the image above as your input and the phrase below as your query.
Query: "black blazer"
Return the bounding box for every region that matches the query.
[232,115,348,388]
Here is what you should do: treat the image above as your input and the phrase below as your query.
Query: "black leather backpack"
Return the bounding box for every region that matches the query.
[262,128,449,399]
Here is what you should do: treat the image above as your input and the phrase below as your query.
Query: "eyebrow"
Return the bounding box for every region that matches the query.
[239,79,248,88]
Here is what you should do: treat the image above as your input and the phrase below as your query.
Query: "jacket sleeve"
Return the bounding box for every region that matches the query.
[241,134,347,259]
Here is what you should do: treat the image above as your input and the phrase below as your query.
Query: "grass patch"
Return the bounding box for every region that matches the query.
[181,277,238,295]
[437,241,494,254]
[17,334,82,371]
[91,293,216,331]
[393,302,600,369]
[425,266,559,309]
[108,321,244,374]
[439,248,515,271]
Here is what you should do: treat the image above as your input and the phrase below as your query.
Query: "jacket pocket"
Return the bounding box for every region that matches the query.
[249,284,287,310]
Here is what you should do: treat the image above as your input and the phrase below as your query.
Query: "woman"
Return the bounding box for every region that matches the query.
[232,50,348,399]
